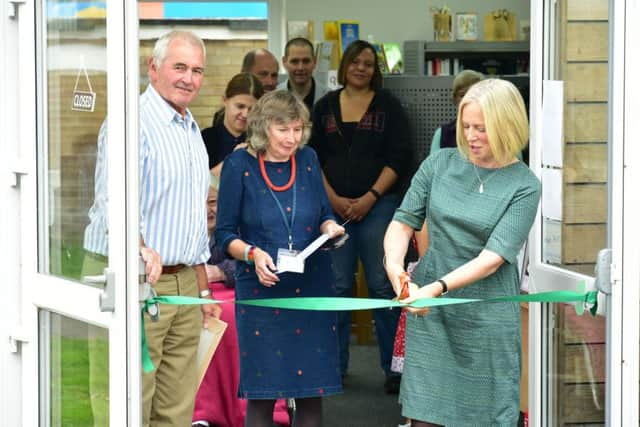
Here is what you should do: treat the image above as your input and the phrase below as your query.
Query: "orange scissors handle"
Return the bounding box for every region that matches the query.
[398,271,410,299]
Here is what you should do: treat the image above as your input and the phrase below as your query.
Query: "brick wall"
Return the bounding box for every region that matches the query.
[50,37,266,274]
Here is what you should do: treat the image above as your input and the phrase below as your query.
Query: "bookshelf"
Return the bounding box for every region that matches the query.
[404,40,529,76]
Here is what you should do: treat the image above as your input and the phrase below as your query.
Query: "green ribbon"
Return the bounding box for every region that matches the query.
[140,289,599,372]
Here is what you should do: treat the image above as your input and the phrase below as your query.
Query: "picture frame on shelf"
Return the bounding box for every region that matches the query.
[456,13,478,41]
[337,20,360,56]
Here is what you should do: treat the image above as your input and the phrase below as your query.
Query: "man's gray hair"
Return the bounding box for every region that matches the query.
[152,30,206,68]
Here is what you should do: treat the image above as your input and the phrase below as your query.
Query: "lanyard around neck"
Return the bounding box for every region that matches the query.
[265,180,297,251]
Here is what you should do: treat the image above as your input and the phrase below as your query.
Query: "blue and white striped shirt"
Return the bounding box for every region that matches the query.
[84,84,210,266]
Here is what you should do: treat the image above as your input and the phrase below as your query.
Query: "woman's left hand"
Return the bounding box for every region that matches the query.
[321,220,345,238]
[400,282,442,317]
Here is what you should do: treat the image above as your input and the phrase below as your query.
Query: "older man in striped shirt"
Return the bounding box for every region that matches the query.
[84,30,221,426]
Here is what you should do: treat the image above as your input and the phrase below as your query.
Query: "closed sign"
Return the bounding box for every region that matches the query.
[72,91,96,112]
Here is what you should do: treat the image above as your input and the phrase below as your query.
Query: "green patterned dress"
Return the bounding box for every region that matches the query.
[394,148,541,426]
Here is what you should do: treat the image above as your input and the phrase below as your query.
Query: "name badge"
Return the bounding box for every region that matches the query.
[276,248,305,274]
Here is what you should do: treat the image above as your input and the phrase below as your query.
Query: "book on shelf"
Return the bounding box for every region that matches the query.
[316,40,340,72]
[337,20,359,55]
[426,58,458,76]
[382,43,403,74]
[372,43,389,74]
[323,21,339,41]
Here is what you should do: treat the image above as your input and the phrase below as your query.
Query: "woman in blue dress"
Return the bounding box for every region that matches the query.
[215,90,345,427]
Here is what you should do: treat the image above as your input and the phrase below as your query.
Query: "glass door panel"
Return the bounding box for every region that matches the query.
[38,1,113,424]
[41,312,109,426]
[24,0,138,424]
[533,0,609,425]
[44,0,108,283]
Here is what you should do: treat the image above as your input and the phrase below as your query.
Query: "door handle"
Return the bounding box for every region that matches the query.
[139,257,160,322]
[594,248,612,295]
[83,268,116,312]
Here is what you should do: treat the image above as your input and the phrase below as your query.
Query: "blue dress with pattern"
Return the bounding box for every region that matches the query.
[215,146,342,399]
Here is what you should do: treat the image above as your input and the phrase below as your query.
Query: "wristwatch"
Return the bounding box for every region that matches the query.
[436,279,448,296]
[199,289,211,298]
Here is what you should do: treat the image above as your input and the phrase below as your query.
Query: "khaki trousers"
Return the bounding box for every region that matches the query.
[142,267,202,427]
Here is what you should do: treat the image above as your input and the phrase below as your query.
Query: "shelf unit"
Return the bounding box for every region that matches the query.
[404,40,530,76]
[382,74,530,163]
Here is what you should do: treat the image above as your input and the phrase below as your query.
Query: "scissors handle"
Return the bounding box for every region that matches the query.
[398,271,410,299]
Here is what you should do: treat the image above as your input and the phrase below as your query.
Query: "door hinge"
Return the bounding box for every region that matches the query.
[9,327,29,353]
[7,0,26,20]
[10,158,28,187]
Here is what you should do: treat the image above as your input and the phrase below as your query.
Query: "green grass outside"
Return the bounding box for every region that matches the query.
[51,336,109,426]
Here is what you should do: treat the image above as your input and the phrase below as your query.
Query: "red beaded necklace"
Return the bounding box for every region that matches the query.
[258,152,296,192]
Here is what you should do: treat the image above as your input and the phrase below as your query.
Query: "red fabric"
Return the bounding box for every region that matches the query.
[193,282,290,426]
[390,310,406,374]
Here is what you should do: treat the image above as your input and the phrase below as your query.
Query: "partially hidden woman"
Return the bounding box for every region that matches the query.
[201,72,264,176]
[383,78,541,426]
[310,39,413,392]
[215,90,345,427]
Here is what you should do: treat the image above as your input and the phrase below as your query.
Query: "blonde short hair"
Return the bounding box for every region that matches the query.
[456,79,528,165]
[246,90,311,152]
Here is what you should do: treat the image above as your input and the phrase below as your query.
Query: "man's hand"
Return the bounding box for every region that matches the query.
[140,246,162,284]
[201,297,222,328]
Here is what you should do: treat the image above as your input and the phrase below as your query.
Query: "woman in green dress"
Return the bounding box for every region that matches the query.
[383,78,541,426]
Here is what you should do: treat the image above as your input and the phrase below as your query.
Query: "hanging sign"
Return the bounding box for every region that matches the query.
[71,65,96,112]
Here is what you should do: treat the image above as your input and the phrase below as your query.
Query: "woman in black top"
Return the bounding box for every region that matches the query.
[310,40,413,392]
[202,72,264,175]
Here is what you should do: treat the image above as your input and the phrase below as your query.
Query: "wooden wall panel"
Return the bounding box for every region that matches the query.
[566,0,608,21]
[561,224,606,264]
[564,63,608,102]
[560,384,605,423]
[564,103,608,143]
[564,144,607,183]
[563,184,607,223]
[565,23,608,61]
[560,303,606,344]
[563,344,606,383]
[560,263,596,276]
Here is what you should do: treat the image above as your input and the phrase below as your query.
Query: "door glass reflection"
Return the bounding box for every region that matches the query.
[545,1,608,425]
[42,311,109,426]
[44,0,108,282]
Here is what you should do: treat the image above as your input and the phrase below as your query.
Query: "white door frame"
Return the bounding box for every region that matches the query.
[15,0,142,425]
[613,1,640,425]
[529,0,640,425]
